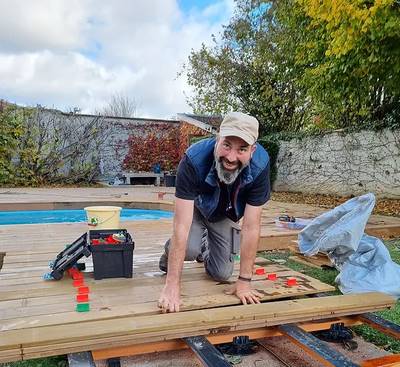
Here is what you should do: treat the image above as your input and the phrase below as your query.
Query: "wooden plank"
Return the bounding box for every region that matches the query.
[0,348,22,363]
[0,272,335,329]
[0,293,394,350]
[361,355,400,367]
[19,303,394,361]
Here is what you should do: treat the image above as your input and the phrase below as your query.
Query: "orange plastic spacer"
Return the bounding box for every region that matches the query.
[267,273,277,281]
[73,279,84,287]
[286,278,297,286]
[76,294,89,302]
[72,272,83,280]
[255,268,265,275]
[78,286,89,294]
[67,268,78,276]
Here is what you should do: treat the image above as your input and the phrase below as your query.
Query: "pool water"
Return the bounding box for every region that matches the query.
[0,209,173,225]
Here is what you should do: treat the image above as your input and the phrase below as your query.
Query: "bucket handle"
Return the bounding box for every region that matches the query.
[88,211,119,227]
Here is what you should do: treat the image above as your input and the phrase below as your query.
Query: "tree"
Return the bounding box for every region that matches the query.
[102,93,138,118]
[0,106,111,186]
[285,0,400,128]
[0,104,26,185]
[184,0,310,134]
[185,0,400,132]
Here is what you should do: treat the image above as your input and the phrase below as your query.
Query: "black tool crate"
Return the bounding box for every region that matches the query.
[89,229,134,280]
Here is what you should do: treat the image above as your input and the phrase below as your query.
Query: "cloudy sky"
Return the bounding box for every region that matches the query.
[0,0,235,118]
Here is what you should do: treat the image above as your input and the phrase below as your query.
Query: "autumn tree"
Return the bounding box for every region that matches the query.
[184,0,310,134]
[285,0,400,128]
[185,0,400,131]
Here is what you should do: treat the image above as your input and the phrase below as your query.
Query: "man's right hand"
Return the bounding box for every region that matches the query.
[158,283,181,313]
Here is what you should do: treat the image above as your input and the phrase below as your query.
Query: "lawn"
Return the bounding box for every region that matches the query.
[1,240,399,366]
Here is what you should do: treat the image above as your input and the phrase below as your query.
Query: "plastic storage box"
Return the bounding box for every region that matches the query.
[89,229,134,280]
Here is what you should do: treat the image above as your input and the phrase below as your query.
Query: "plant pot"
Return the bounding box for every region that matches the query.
[164,174,176,187]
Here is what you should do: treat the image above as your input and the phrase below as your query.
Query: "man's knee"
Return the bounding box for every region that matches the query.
[205,264,233,282]
[185,246,200,261]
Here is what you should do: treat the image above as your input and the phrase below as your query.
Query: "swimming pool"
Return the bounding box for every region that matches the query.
[0,208,173,225]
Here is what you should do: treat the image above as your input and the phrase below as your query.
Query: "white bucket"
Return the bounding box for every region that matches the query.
[84,206,122,229]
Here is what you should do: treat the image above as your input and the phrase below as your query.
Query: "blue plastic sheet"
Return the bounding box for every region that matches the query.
[298,193,400,298]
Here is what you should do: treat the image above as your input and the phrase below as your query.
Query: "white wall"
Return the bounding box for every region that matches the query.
[274,128,400,198]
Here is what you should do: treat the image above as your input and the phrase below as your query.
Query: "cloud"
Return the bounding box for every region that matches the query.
[0,0,89,53]
[0,0,234,118]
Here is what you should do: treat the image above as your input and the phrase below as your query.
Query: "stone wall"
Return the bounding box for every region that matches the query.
[274,128,400,198]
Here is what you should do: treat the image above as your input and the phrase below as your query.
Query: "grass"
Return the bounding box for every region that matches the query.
[0,356,67,367]
[2,242,399,366]
[261,239,400,354]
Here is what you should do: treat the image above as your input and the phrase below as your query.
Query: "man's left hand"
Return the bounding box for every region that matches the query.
[225,280,263,304]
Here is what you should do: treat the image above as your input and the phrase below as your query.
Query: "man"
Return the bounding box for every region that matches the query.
[158,112,270,313]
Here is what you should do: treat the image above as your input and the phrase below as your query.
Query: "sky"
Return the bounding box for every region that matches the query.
[0,0,235,118]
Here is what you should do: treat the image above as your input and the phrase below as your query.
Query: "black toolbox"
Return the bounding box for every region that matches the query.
[89,229,134,280]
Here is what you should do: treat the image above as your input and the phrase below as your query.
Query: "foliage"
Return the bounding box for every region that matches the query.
[184,0,400,132]
[0,105,26,185]
[190,134,212,145]
[183,0,310,135]
[258,135,280,187]
[286,0,400,128]
[123,124,181,172]
[0,355,67,367]
[0,107,110,186]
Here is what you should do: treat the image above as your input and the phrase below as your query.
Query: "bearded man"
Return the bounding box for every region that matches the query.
[158,112,271,312]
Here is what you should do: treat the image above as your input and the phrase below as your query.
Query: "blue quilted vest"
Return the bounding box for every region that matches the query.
[185,137,269,221]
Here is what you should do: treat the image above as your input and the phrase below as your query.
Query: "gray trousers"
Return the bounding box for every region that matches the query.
[166,207,241,281]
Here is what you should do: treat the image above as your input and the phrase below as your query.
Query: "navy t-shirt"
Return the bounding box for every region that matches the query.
[175,155,270,222]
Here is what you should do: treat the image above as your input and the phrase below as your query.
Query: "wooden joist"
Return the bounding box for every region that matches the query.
[91,316,363,360]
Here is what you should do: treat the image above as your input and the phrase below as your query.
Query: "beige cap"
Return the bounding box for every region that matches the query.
[219,112,259,145]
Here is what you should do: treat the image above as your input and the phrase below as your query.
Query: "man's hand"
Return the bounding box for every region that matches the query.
[225,280,263,305]
[158,283,181,312]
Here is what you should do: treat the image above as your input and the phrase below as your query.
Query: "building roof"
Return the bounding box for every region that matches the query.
[177,113,222,133]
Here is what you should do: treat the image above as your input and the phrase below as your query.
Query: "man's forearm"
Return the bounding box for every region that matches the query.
[239,226,260,278]
[165,227,188,286]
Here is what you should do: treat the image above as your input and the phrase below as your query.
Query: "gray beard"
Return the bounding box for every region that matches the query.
[215,159,241,185]
[214,149,247,185]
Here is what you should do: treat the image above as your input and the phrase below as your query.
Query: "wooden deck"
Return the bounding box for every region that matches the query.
[0,187,398,362]
[0,187,399,251]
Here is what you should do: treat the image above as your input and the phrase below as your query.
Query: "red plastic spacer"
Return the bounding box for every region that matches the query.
[73,279,84,287]
[67,268,78,276]
[76,294,89,302]
[78,286,89,294]
[286,278,297,286]
[255,268,265,275]
[267,273,277,281]
[72,272,83,280]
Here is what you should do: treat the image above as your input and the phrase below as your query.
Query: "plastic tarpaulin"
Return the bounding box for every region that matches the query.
[298,193,400,298]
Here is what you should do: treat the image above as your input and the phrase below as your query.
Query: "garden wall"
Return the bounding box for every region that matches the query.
[274,128,400,198]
